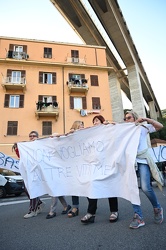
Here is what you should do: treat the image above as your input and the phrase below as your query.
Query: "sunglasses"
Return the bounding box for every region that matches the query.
[124,116,133,121]
[29,134,37,138]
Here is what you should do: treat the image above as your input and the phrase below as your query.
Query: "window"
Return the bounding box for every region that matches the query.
[11,71,21,83]
[68,73,85,84]
[4,94,24,108]
[44,48,52,58]
[8,44,27,59]
[70,96,87,109]
[90,75,99,86]
[7,69,26,84]
[71,50,79,63]
[7,121,18,135]
[14,46,23,53]
[42,121,52,136]
[39,72,56,84]
[92,97,101,109]
[9,95,19,108]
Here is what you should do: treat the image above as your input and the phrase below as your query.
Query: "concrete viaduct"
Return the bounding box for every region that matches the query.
[50,0,161,122]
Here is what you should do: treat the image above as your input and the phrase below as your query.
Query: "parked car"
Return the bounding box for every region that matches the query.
[0,168,24,198]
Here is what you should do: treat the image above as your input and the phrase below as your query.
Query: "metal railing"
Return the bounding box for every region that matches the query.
[3,77,26,84]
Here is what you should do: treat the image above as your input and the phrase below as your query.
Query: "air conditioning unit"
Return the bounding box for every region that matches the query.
[72,58,79,63]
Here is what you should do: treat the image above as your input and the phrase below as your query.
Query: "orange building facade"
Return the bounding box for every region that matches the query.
[0,36,113,157]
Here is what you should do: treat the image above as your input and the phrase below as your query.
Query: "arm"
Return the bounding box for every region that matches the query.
[135,117,163,131]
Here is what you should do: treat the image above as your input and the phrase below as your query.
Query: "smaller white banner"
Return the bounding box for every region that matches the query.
[0,152,20,173]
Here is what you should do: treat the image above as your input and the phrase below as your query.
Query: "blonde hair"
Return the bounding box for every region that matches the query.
[70,121,84,131]
[125,110,139,121]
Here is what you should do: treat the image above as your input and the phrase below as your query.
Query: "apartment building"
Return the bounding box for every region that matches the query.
[0,36,113,157]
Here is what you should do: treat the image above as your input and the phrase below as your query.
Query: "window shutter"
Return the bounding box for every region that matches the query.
[90,75,99,86]
[82,97,87,109]
[69,73,73,81]
[23,45,27,53]
[81,74,85,79]
[21,70,26,77]
[70,96,74,109]
[7,69,12,77]
[52,96,57,102]
[38,95,43,102]
[7,121,18,135]
[19,95,24,108]
[92,97,101,109]
[39,72,43,83]
[42,121,52,136]
[52,73,56,84]
[4,94,10,107]
[9,44,14,51]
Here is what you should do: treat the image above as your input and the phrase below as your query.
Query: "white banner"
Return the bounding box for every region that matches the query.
[18,123,142,204]
[0,152,20,173]
[1,145,166,173]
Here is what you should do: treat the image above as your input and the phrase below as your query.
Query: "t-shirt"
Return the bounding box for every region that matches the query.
[136,124,156,164]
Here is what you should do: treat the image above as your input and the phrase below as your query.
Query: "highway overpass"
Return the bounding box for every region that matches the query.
[50,0,161,121]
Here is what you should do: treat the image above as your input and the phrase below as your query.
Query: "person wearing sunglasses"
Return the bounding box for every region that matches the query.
[13,131,45,218]
[81,115,118,224]
[124,111,164,229]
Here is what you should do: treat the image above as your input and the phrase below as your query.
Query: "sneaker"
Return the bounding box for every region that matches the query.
[129,214,145,229]
[24,211,37,219]
[36,201,45,214]
[154,207,163,224]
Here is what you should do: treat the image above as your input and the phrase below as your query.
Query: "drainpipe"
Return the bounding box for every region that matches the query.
[62,66,65,134]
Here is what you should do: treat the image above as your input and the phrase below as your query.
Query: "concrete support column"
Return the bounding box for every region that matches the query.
[108,72,124,122]
[127,65,146,117]
[148,101,157,120]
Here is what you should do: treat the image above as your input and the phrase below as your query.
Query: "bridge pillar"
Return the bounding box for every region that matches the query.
[148,101,158,120]
[127,65,146,117]
[108,72,124,122]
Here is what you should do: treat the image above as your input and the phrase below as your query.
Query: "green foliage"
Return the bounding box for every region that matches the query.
[150,117,166,141]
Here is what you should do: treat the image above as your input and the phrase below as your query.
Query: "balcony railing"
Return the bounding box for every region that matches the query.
[2,77,26,91]
[7,51,29,60]
[67,79,89,94]
[35,102,59,120]
[66,57,86,64]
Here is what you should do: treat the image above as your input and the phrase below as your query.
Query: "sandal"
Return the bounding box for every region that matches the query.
[81,213,95,223]
[68,208,79,218]
[61,205,71,214]
[109,212,119,223]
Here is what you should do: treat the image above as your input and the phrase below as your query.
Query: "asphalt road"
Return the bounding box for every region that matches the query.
[0,187,166,250]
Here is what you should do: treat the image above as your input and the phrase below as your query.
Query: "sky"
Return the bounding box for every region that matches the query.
[0,0,165,110]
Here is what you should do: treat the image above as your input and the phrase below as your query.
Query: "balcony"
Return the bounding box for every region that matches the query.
[67,79,89,94]
[66,57,86,64]
[7,51,29,60]
[2,77,26,91]
[35,102,59,121]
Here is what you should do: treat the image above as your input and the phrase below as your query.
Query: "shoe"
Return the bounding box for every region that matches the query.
[46,212,56,219]
[24,211,37,219]
[154,207,163,224]
[129,214,145,229]
[109,212,119,223]
[81,213,95,224]
[36,201,45,214]
[61,205,71,214]
[68,208,79,218]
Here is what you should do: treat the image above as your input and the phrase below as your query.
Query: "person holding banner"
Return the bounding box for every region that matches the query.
[13,131,45,219]
[124,111,164,229]
[67,120,84,218]
[81,115,119,224]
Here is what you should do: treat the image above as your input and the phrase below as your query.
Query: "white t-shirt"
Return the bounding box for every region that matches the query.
[136,124,156,164]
